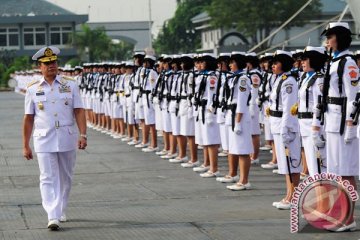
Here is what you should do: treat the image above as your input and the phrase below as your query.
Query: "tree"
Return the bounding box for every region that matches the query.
[153,0,211,54]
[109,41,134,61]
[0,54,32,87]
[71,24,134,62]
[207,0,322,50]
[71,24,112,62]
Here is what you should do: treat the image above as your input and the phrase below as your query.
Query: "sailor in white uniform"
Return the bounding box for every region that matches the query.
[246,52,262,165]
[215,53,231,158]
[268,50,301,210]
[194,53,221,178]
[295,47,327,176]
[320,22,359,231]
[222,52,253,189]
[140,55,159,153]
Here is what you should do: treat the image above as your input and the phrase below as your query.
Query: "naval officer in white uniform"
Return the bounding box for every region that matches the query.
[23,46,87,230]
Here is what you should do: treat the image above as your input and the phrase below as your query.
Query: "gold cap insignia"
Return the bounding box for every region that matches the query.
[44,48,53,57]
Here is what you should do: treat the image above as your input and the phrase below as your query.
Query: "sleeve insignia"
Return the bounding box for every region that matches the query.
[285,85,293,94]
[349,70,358,79]
[240,78,247,87]
[282,75,288,80]
[209,76,217,88]
[351,80,359,86]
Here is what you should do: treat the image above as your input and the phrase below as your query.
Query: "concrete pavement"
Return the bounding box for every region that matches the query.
[0,92,359,240]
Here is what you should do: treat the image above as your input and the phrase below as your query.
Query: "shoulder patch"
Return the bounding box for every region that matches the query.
[209,76,217,88]
[240,78,247,87]
[351,80,359,86]
[27,80,39,88]
[285,85,293,94]
[282,75,288,80]
[349,70,358,79]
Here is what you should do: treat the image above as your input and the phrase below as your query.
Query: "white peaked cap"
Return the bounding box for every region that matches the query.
[304,46,326,54]
[274,50,292,58]
[246,52,257,57]
[144,55,156,61]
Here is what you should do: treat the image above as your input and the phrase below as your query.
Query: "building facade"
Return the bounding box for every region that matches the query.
[191,0,359,54]
[0,0,88,59]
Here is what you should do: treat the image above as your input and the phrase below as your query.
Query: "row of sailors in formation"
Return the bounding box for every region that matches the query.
[15,21,360,232]
[76,46,360,196]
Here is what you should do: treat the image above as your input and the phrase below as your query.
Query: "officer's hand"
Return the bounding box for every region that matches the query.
[23,146,33,160]
[78,137,87,150]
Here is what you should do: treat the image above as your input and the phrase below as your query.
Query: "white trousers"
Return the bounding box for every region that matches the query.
[37,150,76,220]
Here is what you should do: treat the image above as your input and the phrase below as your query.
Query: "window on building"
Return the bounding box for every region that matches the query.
[0,27,19,47]
[50,26,72,45]
[24,27,46,46]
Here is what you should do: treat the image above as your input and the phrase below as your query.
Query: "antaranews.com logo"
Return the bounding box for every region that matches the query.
[290,172,359,233]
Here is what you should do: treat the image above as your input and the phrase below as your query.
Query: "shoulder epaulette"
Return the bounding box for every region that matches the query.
[62,76,76,81]
[316,72,324,77]
[27,80,39,88]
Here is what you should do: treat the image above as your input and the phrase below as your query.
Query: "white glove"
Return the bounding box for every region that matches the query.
[281,131,296,145]
[153,97,159,105]
[234,122,242,135]
[191,97,196,105]
[205,112,214,124]
[312,130,325,148]
[255,98,261,106]
[344,125,357,144]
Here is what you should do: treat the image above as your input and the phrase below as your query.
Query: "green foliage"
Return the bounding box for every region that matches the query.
[66,58,81,67]
[71,24,134,62]
[109,41,134,61]
[207,0,322,49]
[0,52,32,87]
[153,0,211,54]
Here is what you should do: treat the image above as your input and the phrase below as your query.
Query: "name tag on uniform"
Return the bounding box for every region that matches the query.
[59,85,71,93]
[36,92,45,96]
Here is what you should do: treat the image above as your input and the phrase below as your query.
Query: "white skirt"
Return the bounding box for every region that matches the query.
[161,110,172,133]
[227,120,253,155]
[111,102,123,119]
[126,104,136,125]
[143,96,155,125]
[154,103,163,131]
[326,131,359,176]
[135,102,144,120]
[180,114,194,136]
[250,113,261,135]
[219,123,229,151]
[170,112,180,136]
[302,135,326,176]
[199,121,220,146]
[194,119,203,145]
[263,116,273,141]
[104,100,111,116]
[273,133,301,175]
